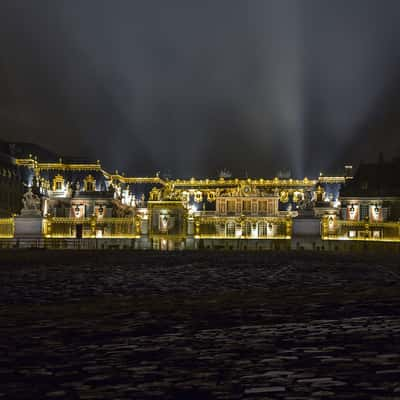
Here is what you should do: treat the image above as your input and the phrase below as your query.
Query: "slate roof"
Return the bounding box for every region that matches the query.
[340,157,400,197]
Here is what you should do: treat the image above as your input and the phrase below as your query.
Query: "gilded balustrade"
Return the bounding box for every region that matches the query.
[43,216,139,238]
[194,215,292,239]
[0,218,14,238]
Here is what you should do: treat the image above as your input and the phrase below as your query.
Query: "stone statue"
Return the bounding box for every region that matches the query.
[67,181,73,197]
[22,188,41,211]
[298,190,313,211]
[20,188,42,217]
[112,199,134,217]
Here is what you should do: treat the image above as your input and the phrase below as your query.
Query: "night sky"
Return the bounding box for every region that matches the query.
[1,1,400,178]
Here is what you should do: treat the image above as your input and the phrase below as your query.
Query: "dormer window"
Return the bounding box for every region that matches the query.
[83,175,96,192]
[52,174,64,191]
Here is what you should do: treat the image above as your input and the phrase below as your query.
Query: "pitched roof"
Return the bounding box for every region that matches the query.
[340,156,400,197]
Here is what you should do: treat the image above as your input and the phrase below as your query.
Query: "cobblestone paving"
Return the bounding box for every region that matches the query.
[0,251,399,399]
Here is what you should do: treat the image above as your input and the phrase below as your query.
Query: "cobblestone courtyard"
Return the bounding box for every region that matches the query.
[0,251,399,399]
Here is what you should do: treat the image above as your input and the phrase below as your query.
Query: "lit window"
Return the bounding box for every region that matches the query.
[348,230,356,238]
[243,200,251,213]
[259,201,268,213]
[243,222,252,236]
[258,222,268,237]
[227,201,235,214]
[226,221,235,236]
[267,200,274,215]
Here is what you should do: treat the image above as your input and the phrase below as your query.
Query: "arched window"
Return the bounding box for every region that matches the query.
[258,222,268,237]
[243,221,252,237]
[226,221,235,237]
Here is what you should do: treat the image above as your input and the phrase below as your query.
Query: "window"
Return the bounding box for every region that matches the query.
[216,223,225,236]
[258,222,268,237]
[243,222,252,236]
[84,175,96,192]
[267,200,274,215]
[259,201,268,213]
[227,200,235,214]
[226,221,235,236]
[243,200,251,214]
[372,230,381,239]
[348,230,356,238]
[360,205,369,220]
[259,200,275,215]
[52,175,64,191]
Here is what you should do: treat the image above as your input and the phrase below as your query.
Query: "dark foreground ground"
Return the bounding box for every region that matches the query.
[0,251,399,399]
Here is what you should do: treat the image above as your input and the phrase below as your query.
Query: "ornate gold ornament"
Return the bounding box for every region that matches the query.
[194,191,203,203]
[242,185,251,195]
[149,187,161,201]
[280,190,289,203]
[207,191,216,202]
[293,191,303,203]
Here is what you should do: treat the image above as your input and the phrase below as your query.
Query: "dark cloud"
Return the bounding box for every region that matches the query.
[1,0,400,178]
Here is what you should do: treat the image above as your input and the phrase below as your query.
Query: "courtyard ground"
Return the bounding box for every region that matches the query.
[0,250,399,399]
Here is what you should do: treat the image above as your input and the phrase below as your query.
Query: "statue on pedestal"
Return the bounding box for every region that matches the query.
[20,188,42,216]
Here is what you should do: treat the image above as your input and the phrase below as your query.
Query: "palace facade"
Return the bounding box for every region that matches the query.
[0,142,399,249]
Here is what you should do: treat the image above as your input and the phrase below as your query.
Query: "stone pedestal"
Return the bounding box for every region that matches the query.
[292,217,321,237]
[15,211,43,238]
[136,236,151,250]
[185,236,195,250]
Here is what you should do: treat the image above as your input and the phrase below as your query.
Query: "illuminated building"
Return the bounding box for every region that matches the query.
[322,156,400,242]
[1,140,399,248]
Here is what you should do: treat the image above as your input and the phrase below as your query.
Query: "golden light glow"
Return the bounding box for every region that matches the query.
[52,174,65,191]
[14,157,400,245]
[321,216,400,242]
[42,217,139,238]
[0,218,14,238]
